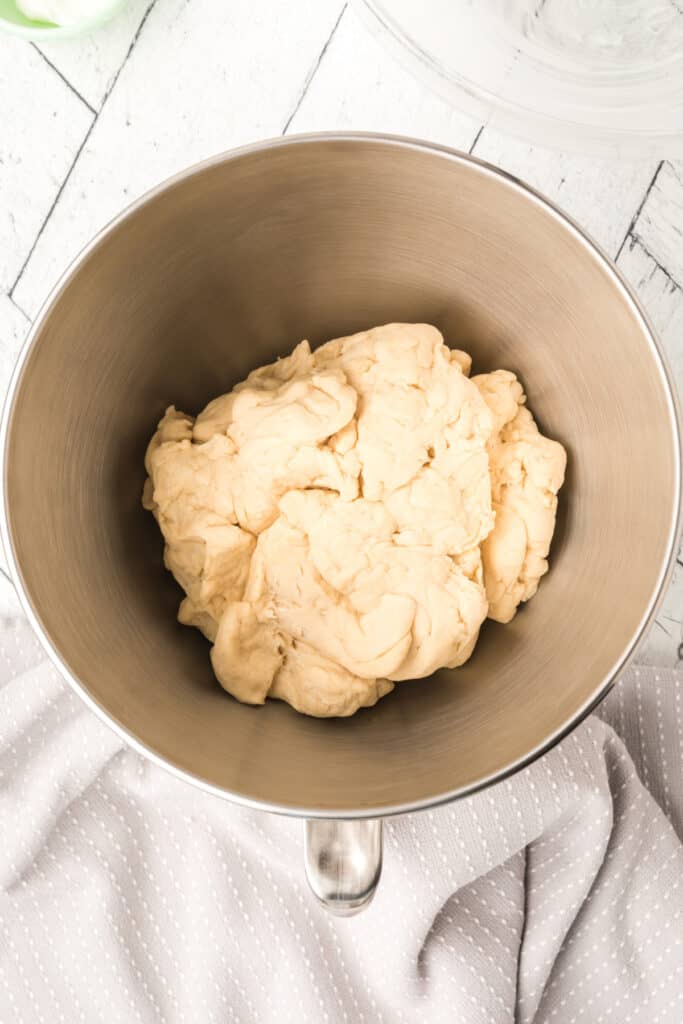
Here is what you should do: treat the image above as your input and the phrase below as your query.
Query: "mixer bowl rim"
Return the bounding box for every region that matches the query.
[2,131,681,819]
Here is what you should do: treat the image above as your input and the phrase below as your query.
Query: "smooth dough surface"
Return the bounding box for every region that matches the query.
[144,324,566,716]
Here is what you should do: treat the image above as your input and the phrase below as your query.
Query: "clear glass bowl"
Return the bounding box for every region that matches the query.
[357,0,683,156]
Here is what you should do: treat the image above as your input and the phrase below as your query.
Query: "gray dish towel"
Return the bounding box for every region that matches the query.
[1,592,683,1023]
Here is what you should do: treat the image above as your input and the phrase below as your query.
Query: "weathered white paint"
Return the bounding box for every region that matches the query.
[0,0,680,665]
[289,3,480,148]
[37,0,152,110]
[0,295,30,407]
[12,0,344,318]
[0,35,93,293]
[633,161,683,289]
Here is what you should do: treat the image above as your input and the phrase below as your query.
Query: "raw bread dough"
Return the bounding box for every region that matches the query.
[144,323,566,716]
[473,370,567,623]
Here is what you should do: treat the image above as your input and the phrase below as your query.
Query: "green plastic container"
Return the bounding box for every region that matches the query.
[0,0,125,39]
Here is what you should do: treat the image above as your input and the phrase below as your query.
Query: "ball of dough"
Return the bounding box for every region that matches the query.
[144,323,565,716]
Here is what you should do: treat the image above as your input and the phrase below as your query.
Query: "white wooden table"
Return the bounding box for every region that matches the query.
[1,0,681,665]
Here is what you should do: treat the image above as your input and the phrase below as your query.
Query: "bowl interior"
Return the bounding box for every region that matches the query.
[4,138,679,814]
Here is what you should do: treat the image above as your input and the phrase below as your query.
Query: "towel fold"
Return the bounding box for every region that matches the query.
[1,581,682,1023]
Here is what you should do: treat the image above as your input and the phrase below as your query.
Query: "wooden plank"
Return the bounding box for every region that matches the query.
[0,36,93,293]
[634,161,683,289]
[37,0,153,111]
[13,0,345,319]
[289,3,481,148]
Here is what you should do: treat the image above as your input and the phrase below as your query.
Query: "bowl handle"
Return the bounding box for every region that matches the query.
[304,818,382,916]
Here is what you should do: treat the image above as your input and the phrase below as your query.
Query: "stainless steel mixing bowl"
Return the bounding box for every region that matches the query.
[3,134,680,913]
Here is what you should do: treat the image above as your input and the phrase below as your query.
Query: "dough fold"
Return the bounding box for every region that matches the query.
[144,324,565,716]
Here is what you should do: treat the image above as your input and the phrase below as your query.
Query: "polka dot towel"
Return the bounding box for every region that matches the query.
[1,586,682,1022]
